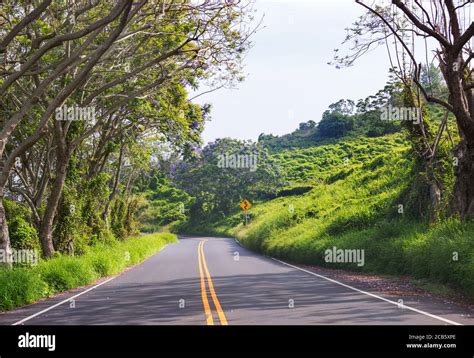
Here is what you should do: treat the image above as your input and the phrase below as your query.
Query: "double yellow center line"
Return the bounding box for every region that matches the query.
[198,240,228,325]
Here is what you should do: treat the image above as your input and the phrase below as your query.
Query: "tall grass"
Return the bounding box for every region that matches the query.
[0,232,176,311]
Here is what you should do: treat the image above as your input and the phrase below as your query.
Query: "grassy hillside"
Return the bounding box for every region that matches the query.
[187,134,474,298]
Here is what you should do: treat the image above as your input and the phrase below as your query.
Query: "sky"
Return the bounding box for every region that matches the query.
[193,0,393,144]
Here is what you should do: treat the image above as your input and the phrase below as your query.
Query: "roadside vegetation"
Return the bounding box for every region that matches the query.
[190,134,474,298]
[162,71,474,299]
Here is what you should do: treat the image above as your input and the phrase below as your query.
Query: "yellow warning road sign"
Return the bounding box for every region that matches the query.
[240,199,252,211]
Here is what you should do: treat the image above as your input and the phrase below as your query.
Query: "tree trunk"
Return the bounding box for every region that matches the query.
[0,158,12,267]
[444,59,474,220]
[38,158,67,258]
[103,140,123,227]
[451,140,474,219]
[0,198,12,267]
[429,181,442,222]
[403,87,443,221]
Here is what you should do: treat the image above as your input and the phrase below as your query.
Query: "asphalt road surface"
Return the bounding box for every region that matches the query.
[0,236,472,325]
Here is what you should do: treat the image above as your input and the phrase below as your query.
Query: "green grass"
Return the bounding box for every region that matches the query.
[182,133,474,299]
[411,279,456,297]
[0,232,176,311]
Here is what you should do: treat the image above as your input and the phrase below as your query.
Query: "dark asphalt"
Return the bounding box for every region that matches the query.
[0,236,472,325]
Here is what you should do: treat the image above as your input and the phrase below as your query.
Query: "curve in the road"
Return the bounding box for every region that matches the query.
[0,236,471,326]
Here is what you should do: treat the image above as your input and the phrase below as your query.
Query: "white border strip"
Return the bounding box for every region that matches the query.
[271,257,462,326]
[12,276,117,325]
[12,243,171,325]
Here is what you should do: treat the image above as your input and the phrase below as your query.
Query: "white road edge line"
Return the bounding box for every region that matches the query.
[12,276,117,326]
[12,243,170,326]
[271,257,462,326]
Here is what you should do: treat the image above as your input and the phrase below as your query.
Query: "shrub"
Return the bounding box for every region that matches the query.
[0,268,47,310]
[9,217,40,252]
[4,199,40,252]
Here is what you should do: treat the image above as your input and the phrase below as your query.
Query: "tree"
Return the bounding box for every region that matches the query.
[318,110,354,138]
[174,138,285,220]
[331,0,473,220]
[420,63,448,99]
[328,99,355,115]
[0,0,256,260]
[299,120,316,131]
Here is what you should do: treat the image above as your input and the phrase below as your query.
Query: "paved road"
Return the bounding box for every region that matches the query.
[0,236,472,325]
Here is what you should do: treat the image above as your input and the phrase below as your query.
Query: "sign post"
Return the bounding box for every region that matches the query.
[240,199,252,225]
